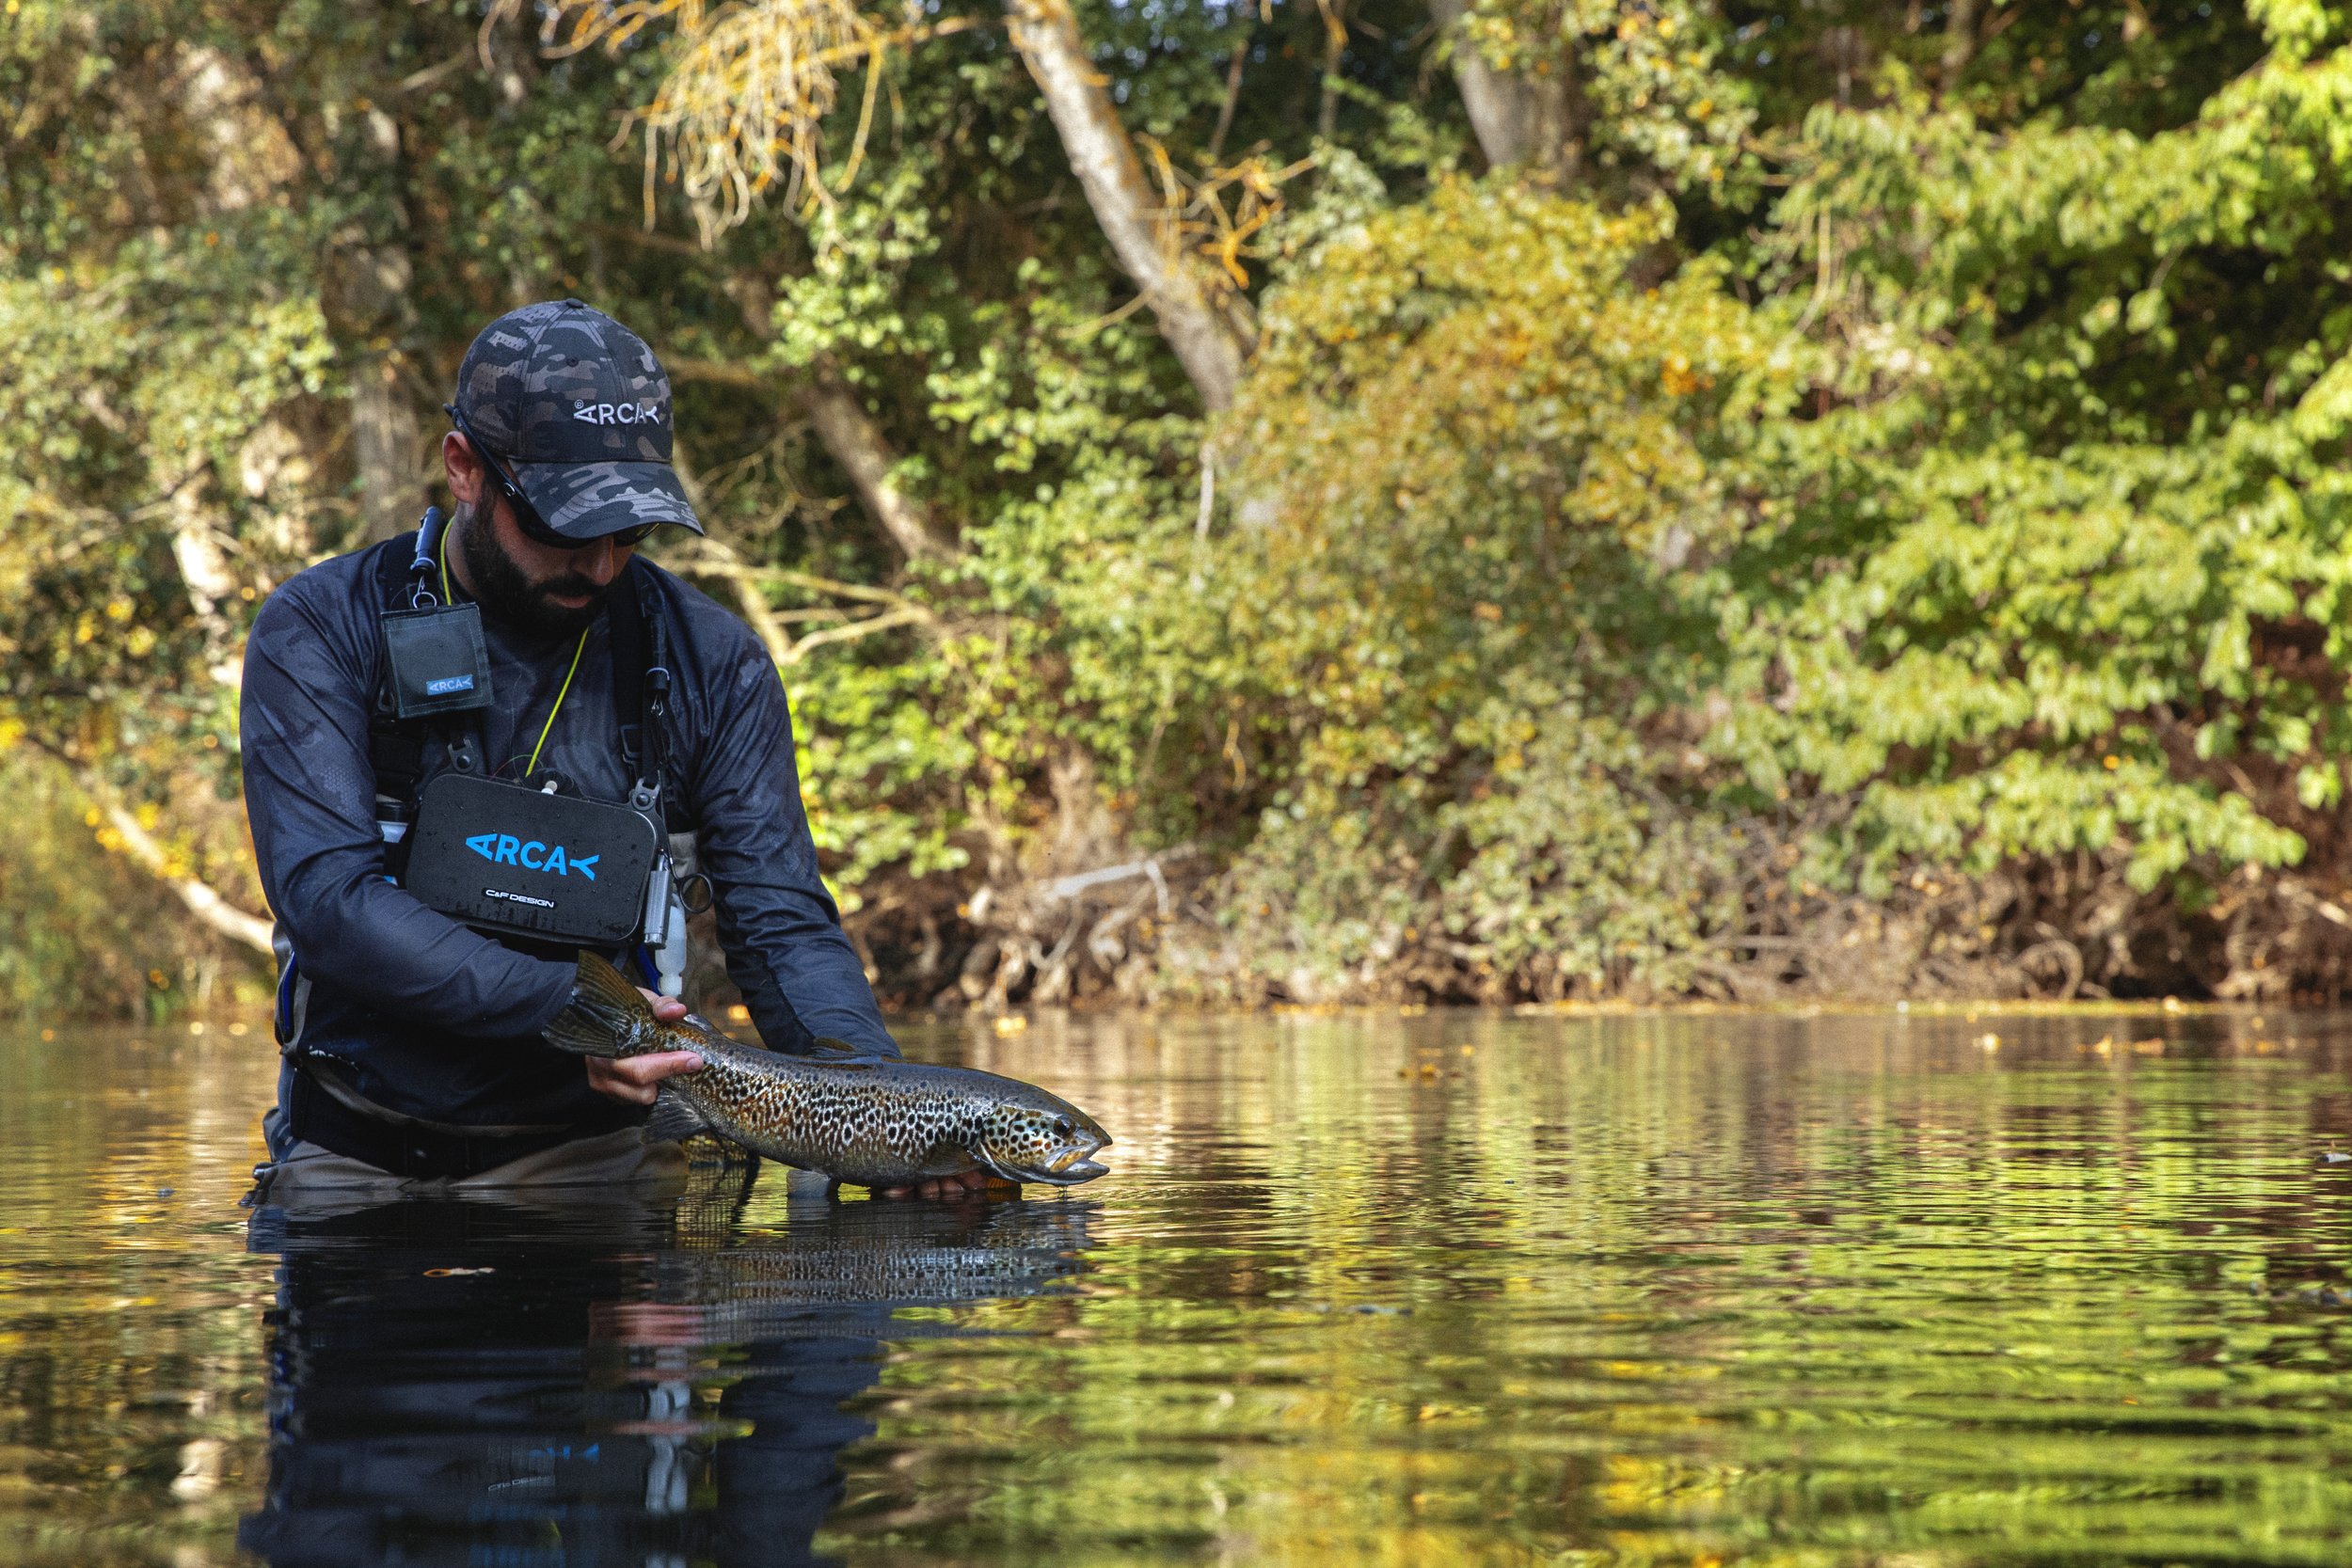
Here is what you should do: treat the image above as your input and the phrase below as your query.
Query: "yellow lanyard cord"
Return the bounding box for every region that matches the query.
[524,631,589,778]
[438,517,590,780]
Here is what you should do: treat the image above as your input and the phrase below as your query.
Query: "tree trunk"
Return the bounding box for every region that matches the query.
[166,47,291,670]
[175,44,304,212]
[799,375,956,562]
[1427,0,1579,181]
[349,341,424,543]
[1940,0,1982,92]
[481,4,548,305]
[721,270,960,562]
[1004,0,1249,411]
[166,464,246,688]
[324,24,426,546]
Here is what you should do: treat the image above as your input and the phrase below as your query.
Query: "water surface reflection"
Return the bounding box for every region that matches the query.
[8,1008,2352,1565]
[238,1180,1089,1567]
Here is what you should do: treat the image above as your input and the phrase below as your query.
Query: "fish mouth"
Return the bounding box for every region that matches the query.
[1040,1143,1110,1184]
[980,1130,1111,1187]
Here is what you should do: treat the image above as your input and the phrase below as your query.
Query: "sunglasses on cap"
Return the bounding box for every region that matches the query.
[444,404,663,551]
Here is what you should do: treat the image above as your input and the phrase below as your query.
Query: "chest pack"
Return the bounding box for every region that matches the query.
[401,773,659,944]
[368,512,681,951]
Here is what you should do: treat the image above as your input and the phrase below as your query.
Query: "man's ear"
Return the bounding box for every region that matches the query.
[442,431,485,508]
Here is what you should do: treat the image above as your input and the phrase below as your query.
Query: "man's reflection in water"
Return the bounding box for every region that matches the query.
[238,1171,1091,1567]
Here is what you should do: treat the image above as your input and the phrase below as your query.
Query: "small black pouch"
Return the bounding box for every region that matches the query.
[382,603,494,720]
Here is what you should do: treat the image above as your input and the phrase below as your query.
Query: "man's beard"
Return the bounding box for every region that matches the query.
[454,502,612,639]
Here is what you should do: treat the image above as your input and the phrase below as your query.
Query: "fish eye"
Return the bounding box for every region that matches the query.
[1054,1117,1073,1138]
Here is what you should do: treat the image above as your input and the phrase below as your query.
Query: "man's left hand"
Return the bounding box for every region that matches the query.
[584,989,706,1105]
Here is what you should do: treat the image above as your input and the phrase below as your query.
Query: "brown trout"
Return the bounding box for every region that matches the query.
[543,954,1111,1189]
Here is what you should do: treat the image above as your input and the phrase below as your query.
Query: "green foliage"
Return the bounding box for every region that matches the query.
[15,0,2352,1007]
[1709,9,2352,918]
[1195,176,1775,996]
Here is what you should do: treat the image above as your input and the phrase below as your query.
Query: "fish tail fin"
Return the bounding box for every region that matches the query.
[543,952,655,1058]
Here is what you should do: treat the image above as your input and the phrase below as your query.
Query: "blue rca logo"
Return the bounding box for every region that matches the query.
[466,832,598,879]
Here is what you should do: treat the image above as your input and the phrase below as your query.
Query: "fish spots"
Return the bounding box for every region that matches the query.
[662,1044,1104,1187]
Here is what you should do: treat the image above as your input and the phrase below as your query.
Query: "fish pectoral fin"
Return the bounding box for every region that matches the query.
[917,1141,977,1178]
[643,1086,709,1145]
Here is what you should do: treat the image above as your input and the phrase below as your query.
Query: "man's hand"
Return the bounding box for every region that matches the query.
[585,989,706,1105]
[879,1170,997,1201]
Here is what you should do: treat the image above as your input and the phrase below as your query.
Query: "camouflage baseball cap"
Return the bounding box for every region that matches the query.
[450,299,703,542]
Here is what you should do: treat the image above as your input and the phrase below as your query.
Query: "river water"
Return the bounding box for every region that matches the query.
[5,1006,2352,1565]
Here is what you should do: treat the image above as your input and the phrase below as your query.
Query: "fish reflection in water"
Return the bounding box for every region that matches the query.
[237,1172,1093,1567]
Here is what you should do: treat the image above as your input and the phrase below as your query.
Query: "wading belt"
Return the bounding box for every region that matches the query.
[287,1058,628,1180]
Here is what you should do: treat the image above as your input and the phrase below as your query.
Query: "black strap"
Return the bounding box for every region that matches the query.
[368,531,433,878]
[608,557,677,832]
[610,556,649,776]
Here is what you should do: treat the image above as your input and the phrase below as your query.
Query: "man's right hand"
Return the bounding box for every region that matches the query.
[585,989,706,1105]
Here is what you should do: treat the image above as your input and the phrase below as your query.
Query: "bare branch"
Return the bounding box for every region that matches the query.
[779,605,929,662]
[666,356,771,388]
[672,536,797,667]
[676,545,932,614]
[33,746,274,958]
[674,541,939,667]
[1004,0,1250,408]
[798,374,957,562]
[1313,0,1347,142]
[547,0,983,241]
[1207,36,1248,162]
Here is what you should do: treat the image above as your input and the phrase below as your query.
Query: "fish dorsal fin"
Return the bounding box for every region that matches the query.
[802,1037,878,1066]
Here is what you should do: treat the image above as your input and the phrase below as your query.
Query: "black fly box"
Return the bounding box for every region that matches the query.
[402,772,659,945]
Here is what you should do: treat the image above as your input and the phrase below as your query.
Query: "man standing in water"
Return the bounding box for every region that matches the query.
[240,300,980,1200]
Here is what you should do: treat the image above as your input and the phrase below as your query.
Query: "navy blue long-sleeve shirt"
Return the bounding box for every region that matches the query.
[240,530,895,1134]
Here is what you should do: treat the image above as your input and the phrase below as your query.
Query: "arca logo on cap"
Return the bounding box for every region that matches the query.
[574,400,664,426]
